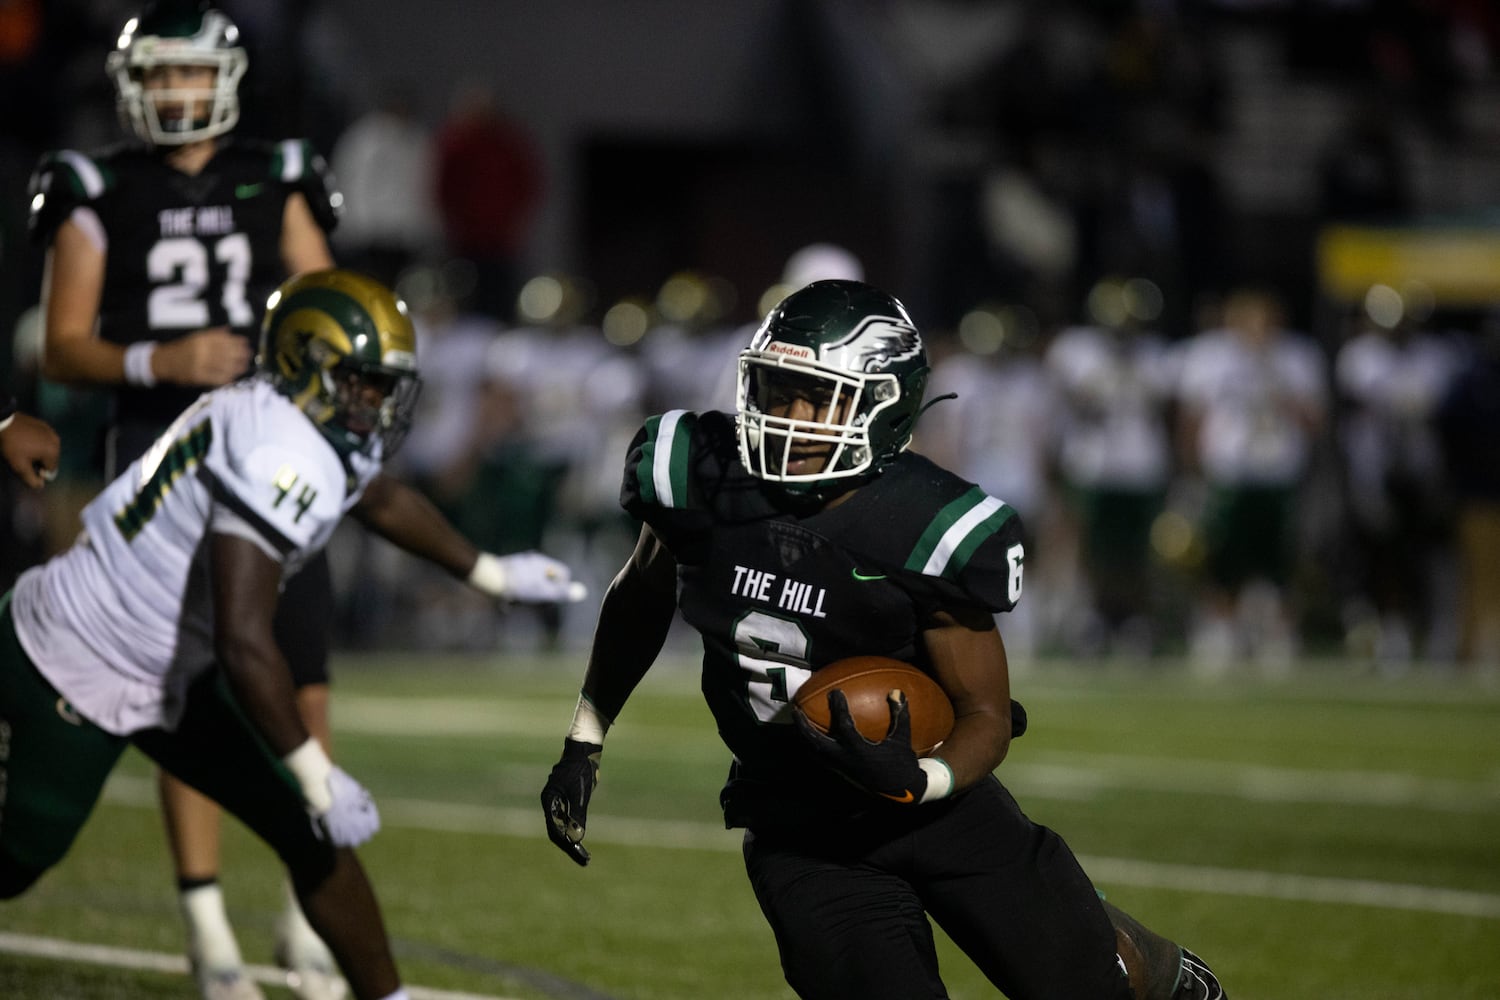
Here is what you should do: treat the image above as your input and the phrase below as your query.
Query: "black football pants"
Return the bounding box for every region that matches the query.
[742,776,1131,1000]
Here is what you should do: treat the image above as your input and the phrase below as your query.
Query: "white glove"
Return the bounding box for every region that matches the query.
[283,739,381,848]
[467,551,589,604]
[320,767,381,846]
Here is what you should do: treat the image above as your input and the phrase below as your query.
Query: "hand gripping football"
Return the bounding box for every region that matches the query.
[794,656,954,756]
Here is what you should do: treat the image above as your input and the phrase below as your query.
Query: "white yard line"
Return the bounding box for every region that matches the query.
[1001,756,1500,812]
[0,931,518,1000]
[94,774,1500,920]
[327,695,1500,813]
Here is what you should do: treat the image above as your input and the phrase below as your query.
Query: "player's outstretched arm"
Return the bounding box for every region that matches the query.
[352,471,586,603]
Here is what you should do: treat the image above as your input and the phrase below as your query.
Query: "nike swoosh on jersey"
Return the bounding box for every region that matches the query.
[879,789,915,804]
[235,182,265,198]
[851,568,887,581]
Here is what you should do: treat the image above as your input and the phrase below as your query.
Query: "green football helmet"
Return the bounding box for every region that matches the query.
[260,269,422,458]
[107,0,247,146]
[737,279,929,494]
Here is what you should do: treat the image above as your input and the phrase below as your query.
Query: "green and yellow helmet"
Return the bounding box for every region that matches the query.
[260,269,421,457]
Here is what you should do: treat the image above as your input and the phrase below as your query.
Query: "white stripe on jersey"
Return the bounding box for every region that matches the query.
[278,139,305,180]
[919,494,1004,577]
[57,149,106,198]
[652,409,688,509]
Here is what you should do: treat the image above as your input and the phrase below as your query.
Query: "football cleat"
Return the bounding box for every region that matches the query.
[190,960,266,1000]
[1176,948,1227,1000]
[278,960,347,1000]
[274,900,349,1000]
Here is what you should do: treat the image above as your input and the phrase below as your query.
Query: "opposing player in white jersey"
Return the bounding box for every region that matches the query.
[0,269,585,1000]
[28,2,348,992]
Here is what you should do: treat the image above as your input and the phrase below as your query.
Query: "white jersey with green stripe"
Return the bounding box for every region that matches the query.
[620,409,1026,814]
[10,378,379,735]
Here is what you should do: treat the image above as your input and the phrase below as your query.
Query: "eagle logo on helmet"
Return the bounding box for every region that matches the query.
[828,315,923,373]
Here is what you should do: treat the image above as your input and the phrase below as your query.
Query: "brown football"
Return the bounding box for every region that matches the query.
[794,655,955,756]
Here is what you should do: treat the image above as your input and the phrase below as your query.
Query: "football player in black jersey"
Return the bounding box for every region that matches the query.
[541,280,1227,1000]
[26,3,343,997]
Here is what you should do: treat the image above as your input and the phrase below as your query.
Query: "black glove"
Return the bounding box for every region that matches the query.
[795,689,927,804]
[540,738,601,866]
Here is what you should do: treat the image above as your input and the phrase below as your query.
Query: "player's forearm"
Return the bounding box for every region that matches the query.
[922,613,1015,789]
[354,474,477,578]
[936,707,1014,790]
[209,532,312,755]
[216,639,309,756]
[41,334,133,387]
[579,570,676,722]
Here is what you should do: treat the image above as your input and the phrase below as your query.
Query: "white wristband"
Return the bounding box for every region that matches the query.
[123,341,158,387]
[0,414,14,434]
[282,738,334,812]
[918,757,955,803]
[466,551,508,598]
[567,693,612,745]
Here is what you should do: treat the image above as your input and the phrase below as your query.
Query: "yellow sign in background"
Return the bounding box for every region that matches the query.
[1318,225,1500,305]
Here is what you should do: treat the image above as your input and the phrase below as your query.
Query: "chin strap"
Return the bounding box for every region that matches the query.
[911,391,957,422]
[887,390,956,448]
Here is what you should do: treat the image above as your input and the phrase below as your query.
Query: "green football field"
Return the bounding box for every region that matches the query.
[2,651,1497,1000]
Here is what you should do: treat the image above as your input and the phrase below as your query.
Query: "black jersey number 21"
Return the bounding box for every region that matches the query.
[147,234,255,330]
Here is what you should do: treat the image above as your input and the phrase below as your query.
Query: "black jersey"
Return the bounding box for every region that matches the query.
[622,409,1027,827]
[27,139,340,428]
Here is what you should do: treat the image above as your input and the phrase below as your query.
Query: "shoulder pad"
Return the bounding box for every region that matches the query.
[902,486,1022,579]
[848,456,1027,613]
[27,150,113,244]
[624,409,701,512]
[271,138,343,233]
[206,385,347,554]
[905,485,1025,612]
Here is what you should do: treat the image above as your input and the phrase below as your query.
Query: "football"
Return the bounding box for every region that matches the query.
[793,655,955,756]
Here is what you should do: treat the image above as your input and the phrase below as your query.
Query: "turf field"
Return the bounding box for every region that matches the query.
[2,651,1496,1000]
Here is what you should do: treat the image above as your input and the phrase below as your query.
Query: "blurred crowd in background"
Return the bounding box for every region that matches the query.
[2,0,1499,674]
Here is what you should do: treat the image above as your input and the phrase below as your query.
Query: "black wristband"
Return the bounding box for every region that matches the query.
[0,394,17,424]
